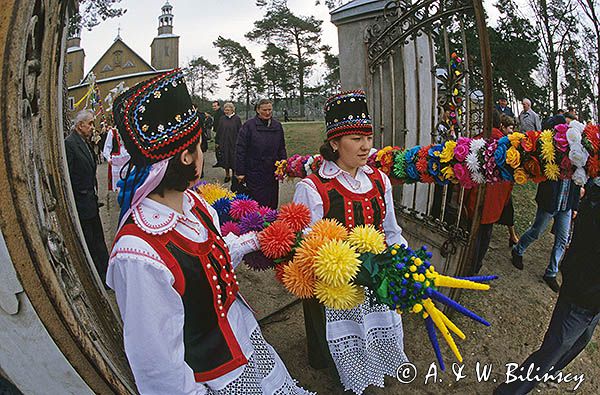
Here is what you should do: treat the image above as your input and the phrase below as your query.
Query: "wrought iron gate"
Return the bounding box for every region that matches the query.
[362,0,493,281]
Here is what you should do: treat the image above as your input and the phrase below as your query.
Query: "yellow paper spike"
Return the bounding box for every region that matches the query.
[423,299,463,363]
[435,275,490,291]
[438,309,466,340]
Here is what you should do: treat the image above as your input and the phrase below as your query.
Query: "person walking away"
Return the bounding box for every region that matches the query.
[212,100,225,167]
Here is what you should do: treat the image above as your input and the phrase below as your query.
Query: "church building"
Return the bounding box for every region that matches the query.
[66,1,179,119]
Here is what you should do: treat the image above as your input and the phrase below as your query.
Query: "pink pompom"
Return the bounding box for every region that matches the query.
[221,221,241,236]
[230,199,260,220]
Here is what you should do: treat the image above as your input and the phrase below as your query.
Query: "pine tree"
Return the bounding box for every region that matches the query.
[186,57,219,102]
[246,7,322,118]
[213,37,261,119]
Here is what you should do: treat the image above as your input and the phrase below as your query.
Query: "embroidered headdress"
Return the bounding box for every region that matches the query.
[112,69,202,228]
[324,90,373,141]
[113,68,202,166]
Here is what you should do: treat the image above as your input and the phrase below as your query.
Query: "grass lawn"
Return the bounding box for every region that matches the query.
[282,121,325,155]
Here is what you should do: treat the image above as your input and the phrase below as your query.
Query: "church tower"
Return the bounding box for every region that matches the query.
[65,26,85,87]
[150,1,179,71]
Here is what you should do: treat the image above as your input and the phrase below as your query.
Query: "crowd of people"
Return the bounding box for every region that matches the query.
[64,72,598,395]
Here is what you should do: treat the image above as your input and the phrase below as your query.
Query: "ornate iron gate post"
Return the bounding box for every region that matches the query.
[331,0,494,287]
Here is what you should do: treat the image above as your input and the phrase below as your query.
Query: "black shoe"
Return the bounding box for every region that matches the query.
[224,176,231,183]
[511,248,523,270]
[543,275,560,293]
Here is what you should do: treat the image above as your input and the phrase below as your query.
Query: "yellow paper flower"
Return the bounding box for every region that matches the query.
[282,259,315,299]
[513,168,528,185]
[508,132,525,148]
[441,165,456,181]
[376,146,393,162]
[505,146,521,169]
[347,225,386,254]
[196,183,234,204]
[544,162,560,181]
[309,218,348,242]
[439,140,457,163]
[314,281,364,310]
[275,159,287,178]
[313,240,361,286]
[540,131,555,164]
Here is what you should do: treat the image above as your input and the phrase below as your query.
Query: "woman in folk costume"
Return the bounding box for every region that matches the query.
[293,90,409,394]
[102,122,130,191]
[106,69,313,395]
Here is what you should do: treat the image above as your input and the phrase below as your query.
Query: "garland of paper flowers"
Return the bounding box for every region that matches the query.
[275,121,600,188]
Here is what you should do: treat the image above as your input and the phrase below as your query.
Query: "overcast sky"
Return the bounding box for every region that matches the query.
[78,0,505,99]
[79,0,339,99]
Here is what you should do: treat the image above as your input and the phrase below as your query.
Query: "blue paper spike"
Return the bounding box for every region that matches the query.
[454,275,498,282]
[431,290,490,326]
[424,316,445,371]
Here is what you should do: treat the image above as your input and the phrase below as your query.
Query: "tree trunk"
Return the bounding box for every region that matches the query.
[295,33,305,118]
[540,0,559,113]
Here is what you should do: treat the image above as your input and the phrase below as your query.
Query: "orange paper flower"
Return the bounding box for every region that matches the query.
[278,202,312,233]
[258,220,296,259]
[283,259,315,298]
[309,218,348,242]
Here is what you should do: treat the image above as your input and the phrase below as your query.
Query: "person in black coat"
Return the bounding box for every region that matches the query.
[217,102,242,183]
[212,100,225,167]
[65,109,109,284]
[235,98,287,208]
[495,181,600,395]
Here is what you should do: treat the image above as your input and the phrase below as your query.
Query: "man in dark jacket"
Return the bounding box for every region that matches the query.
[212,100,225,167]
[511,179,581,292]
[235,98,287,208]
[495,182,600,395]
[65,109,109,284]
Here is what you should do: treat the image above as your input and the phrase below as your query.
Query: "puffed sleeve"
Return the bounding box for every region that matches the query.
[193,191,260,269]
[380,171,408,246]
[107,236,211,395]
[293,178,324,225]
[102,129,113,161]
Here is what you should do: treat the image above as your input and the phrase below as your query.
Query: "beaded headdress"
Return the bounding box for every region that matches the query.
[324,90,373,141]
[113,68,202,166]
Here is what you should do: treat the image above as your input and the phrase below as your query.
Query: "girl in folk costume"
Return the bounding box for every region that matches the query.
[107,69,313,395]
[102,122,130,191]
[293,91,409,394]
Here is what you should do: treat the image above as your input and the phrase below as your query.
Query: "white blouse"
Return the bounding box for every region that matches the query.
[293,160,408,246]
[106,190,260,395]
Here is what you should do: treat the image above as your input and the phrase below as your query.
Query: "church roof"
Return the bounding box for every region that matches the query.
[82,37,156,84]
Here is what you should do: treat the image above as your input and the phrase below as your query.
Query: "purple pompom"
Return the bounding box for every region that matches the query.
[239,212,266,234]
[244,250,276,271]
